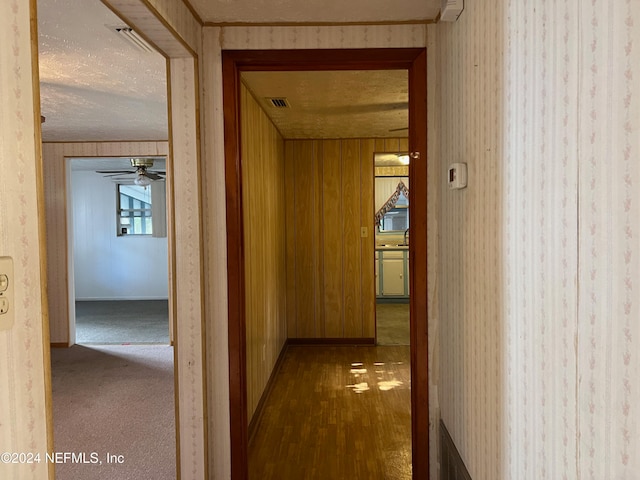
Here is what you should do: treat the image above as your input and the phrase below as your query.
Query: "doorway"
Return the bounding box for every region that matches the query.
[374,151,411,346]
[67,156,170,345]
[223,48,428,479]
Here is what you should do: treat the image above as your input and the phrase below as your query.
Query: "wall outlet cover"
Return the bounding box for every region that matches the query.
[0,256,15,331]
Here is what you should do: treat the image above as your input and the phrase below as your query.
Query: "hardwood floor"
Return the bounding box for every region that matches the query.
[249,345,412,479]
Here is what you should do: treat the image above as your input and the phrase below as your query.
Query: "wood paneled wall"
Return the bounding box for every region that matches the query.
[285,137,408,340]
[241,84,288,420]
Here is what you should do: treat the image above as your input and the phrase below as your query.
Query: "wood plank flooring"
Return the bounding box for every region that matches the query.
[249,345,412,480]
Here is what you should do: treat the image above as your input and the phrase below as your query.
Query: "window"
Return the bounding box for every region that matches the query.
[117,184,153,235]
[379,191,409,232]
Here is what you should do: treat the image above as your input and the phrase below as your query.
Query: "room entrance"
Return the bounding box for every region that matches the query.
[222,48,429,479]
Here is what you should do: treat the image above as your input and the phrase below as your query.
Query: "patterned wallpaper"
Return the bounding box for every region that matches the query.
[576,1,640,478]
[437,2,505,477]
[0,0,51,478]
[438,1,640,479]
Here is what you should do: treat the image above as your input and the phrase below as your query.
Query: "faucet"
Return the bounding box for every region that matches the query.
[403,228,409,246]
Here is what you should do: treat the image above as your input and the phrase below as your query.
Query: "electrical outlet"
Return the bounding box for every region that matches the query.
[0,257,14,331]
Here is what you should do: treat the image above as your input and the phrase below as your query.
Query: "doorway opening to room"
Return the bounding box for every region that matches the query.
[223,48,428,480]
[37,0,197,476]
[374,151,411,346]
[67,156,171,346]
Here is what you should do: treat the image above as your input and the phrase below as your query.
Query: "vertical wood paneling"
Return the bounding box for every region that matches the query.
[240,84,287,420]
[284,137,406,340]
[284,143,298,339]
[294,141,317,338]
[342,139,362,337]
[360,139,376,338]
[313,141,325,338]
[322,139,344,337]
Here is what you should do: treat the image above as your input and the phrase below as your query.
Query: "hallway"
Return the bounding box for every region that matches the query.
[249,345,411,479]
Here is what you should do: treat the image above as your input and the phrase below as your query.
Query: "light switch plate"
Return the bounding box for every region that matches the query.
[0,256,14,331]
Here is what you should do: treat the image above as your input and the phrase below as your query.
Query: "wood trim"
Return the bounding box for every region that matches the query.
[42,139,169,144]
[440,419,473,480]
[205,19,436,27]
[223,48,429,480]
[287,338,375,346]
[223,51,249,480]
[165,57,181,480]
[247,341,289,445]
[49,343,70,348]
[180,0,205,26]
[223,48,425,72]
[409,48,429,479]
[30,2,55,474]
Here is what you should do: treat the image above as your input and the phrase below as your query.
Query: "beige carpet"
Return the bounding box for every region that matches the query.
[51,345,176,479]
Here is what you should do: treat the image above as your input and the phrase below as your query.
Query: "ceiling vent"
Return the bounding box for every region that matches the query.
[440,0,464,22]
[107,25,155,53]
[268,98,290,108]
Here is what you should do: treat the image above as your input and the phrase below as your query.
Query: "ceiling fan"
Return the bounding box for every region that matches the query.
[97,158,166,186]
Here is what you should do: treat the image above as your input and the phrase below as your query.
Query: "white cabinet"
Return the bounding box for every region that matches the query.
[375,249,409,298]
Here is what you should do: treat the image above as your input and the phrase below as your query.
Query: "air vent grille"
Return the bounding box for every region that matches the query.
[268,98,290,108]
[107,25,155,53]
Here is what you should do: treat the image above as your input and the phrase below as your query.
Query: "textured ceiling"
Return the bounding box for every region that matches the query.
[69,157,166,172]
[37,0,418,143]
[38,0,168,142]
[242,70,408,139]
[189,0,440,23]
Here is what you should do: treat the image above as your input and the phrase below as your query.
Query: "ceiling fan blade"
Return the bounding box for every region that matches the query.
[144,172,163,180]
[97,170,134,176]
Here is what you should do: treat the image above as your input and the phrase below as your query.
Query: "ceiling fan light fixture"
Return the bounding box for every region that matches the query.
[398,154,410,165]
[134,173,151,187]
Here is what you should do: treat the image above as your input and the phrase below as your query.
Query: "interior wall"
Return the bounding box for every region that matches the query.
[438,1,640,479]
[70,170,168,300]
[43,141,169,344]
[0,1,51,477]
[284,137,407,340]
[573,2,640,478]
[436,4,505,478]
[241,83,288,420]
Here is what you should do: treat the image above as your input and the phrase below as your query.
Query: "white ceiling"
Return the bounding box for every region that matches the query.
[38,0,168,142]
[189,0,440,23]
[37,0,438,143]
[69,157,166,172]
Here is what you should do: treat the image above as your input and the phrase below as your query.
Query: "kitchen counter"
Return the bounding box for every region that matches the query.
[375,245,409,251]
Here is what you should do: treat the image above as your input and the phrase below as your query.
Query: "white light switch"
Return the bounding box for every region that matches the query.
[0,257,14,331]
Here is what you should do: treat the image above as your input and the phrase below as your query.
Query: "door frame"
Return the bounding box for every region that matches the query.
[222,48,429,479]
